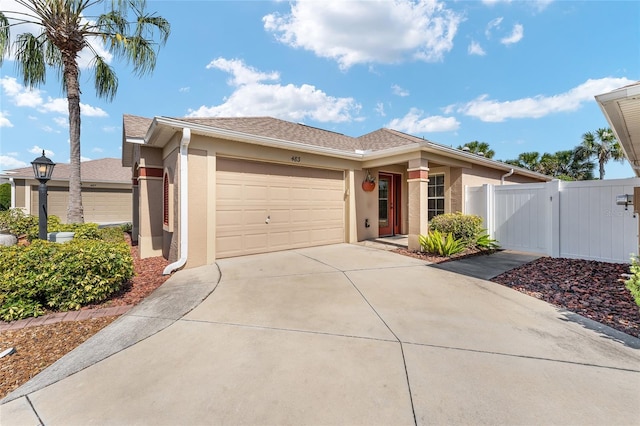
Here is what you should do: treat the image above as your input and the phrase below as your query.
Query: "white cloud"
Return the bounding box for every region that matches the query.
[501,23,523,45]
[53,117,68,128]
[179,87,190,93]
[392,84,410,97]
[28,146,55,157]
[386,108,460,133]
[485,17,503,38]
[263,0,463,70]
[483,0,553,12]
[468,40,486,56]
[40,98,107,117]
[92,147,104,153]
[80,104,108,117]
[0,77,43,107]
[102,126,117,133]
[80,156,92,162]
[207,58,279,86]
[375,102,386,117]
[456,77,635,122]
[189,58,360,123]
[1,77,107,118]
[0,112,12,128]
[0,155,28,171]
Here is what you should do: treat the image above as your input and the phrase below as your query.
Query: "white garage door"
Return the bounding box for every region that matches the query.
[32,186,132,223]
[216,158,345,258]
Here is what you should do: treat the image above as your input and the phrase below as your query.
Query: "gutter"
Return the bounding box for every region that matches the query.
[163,128,192,275]
[501,168,514,185]
[9,178,15,208]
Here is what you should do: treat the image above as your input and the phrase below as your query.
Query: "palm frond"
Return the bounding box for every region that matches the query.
[93,55,118,101]
[14,32,47,87]
[0,13,10,65]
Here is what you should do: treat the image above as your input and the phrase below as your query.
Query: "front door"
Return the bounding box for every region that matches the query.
[378,173,401,236]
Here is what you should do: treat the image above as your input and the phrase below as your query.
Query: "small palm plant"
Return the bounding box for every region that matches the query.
[419,230,466,257]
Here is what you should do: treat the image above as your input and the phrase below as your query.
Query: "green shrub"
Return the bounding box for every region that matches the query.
[0,208,37,236]
[429,212,484,245]
[624,256,640,310]
[0,239,134,320]
[0,183,10,211]
[419,230,466,257]
[120,222,132,233]
[72,223,101,240]
[475,231,500,251]
[97,226,127,243]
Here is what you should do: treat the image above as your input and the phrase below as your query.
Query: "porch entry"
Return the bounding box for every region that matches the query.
[378,172,402,236]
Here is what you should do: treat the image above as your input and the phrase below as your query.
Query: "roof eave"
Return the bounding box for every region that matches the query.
[596,85,640,177]
[152,116,364,161]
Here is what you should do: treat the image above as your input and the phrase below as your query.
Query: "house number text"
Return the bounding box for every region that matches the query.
[291,156,301,163]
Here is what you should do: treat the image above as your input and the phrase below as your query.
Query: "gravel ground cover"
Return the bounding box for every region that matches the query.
[0,234,169,399]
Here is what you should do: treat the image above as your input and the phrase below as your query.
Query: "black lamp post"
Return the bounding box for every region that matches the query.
[31,150,56,240]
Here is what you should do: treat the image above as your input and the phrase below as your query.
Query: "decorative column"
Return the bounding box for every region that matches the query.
[407,157,429,251]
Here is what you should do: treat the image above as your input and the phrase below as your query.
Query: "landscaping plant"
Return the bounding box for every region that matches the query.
[0,234,134,321]
[475,231,500,251]
[429,212,484,245]
[624,256,640,310]
[419,230,466,257]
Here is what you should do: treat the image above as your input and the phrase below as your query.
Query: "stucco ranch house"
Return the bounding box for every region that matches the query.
[123,114,550,271]
[3,158,132,224]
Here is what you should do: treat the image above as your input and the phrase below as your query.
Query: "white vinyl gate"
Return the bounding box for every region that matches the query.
[465,178,640,263]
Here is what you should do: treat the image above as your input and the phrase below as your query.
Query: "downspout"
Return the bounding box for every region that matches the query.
[163,128,191,275]
[501,168,514,185]
[9,178,15,208]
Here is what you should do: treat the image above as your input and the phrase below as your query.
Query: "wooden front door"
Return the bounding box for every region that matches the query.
[378,173,401,236]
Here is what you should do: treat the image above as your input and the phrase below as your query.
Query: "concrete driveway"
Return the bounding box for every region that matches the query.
[2,244,640,425]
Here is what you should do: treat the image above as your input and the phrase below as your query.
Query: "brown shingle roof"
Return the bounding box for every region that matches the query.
[356,128,424,151]
[123,114,153,140]
[175,116,363,152]
[1,158,131,183]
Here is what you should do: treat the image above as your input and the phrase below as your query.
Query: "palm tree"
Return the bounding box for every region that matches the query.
[576,128,625,180]
[457,141,495,159]
[0,0,170,223]
[505,151,542,172]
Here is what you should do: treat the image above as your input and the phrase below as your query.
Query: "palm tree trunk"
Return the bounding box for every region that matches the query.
[599,160,605,180]
[64,56,84,223]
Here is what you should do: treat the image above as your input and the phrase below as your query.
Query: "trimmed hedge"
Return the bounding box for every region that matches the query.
[0,238,134,321]
[429,212,483,244]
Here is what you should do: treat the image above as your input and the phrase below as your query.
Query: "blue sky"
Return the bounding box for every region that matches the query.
[0,0,638,178]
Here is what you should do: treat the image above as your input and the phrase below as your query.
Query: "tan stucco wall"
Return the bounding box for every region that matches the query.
[185,149,209,269]
[14,179,27,209]
[162,148,179,262]
[137,145,164,258]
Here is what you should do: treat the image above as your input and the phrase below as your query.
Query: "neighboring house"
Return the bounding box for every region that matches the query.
[1,158,132,224]
[596,81,640,176]
[124,114,550,271]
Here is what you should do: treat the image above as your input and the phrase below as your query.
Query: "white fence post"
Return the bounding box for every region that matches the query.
[546,180,560,258]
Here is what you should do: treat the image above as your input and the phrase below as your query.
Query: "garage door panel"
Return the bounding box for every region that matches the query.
[216,158,345,258]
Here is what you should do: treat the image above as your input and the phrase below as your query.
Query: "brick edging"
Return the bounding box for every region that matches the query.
[0,305,133,332]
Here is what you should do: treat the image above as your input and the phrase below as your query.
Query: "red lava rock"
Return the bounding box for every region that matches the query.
[491,257,640,338]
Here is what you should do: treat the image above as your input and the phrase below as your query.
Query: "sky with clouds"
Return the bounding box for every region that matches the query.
[0,0,638,178]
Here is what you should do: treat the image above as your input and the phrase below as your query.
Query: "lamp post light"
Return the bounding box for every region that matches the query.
[31,150,56,240]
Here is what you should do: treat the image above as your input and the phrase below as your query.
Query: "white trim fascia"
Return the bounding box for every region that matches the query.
[595,82,640,103]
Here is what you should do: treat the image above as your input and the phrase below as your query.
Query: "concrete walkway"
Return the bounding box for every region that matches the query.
[430,250,543,280]
[2,244,639,425]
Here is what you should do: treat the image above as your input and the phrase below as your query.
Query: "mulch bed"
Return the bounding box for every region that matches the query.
[0,233,171,399]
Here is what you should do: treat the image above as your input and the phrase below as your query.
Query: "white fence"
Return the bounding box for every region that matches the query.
[465,178,640,263]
